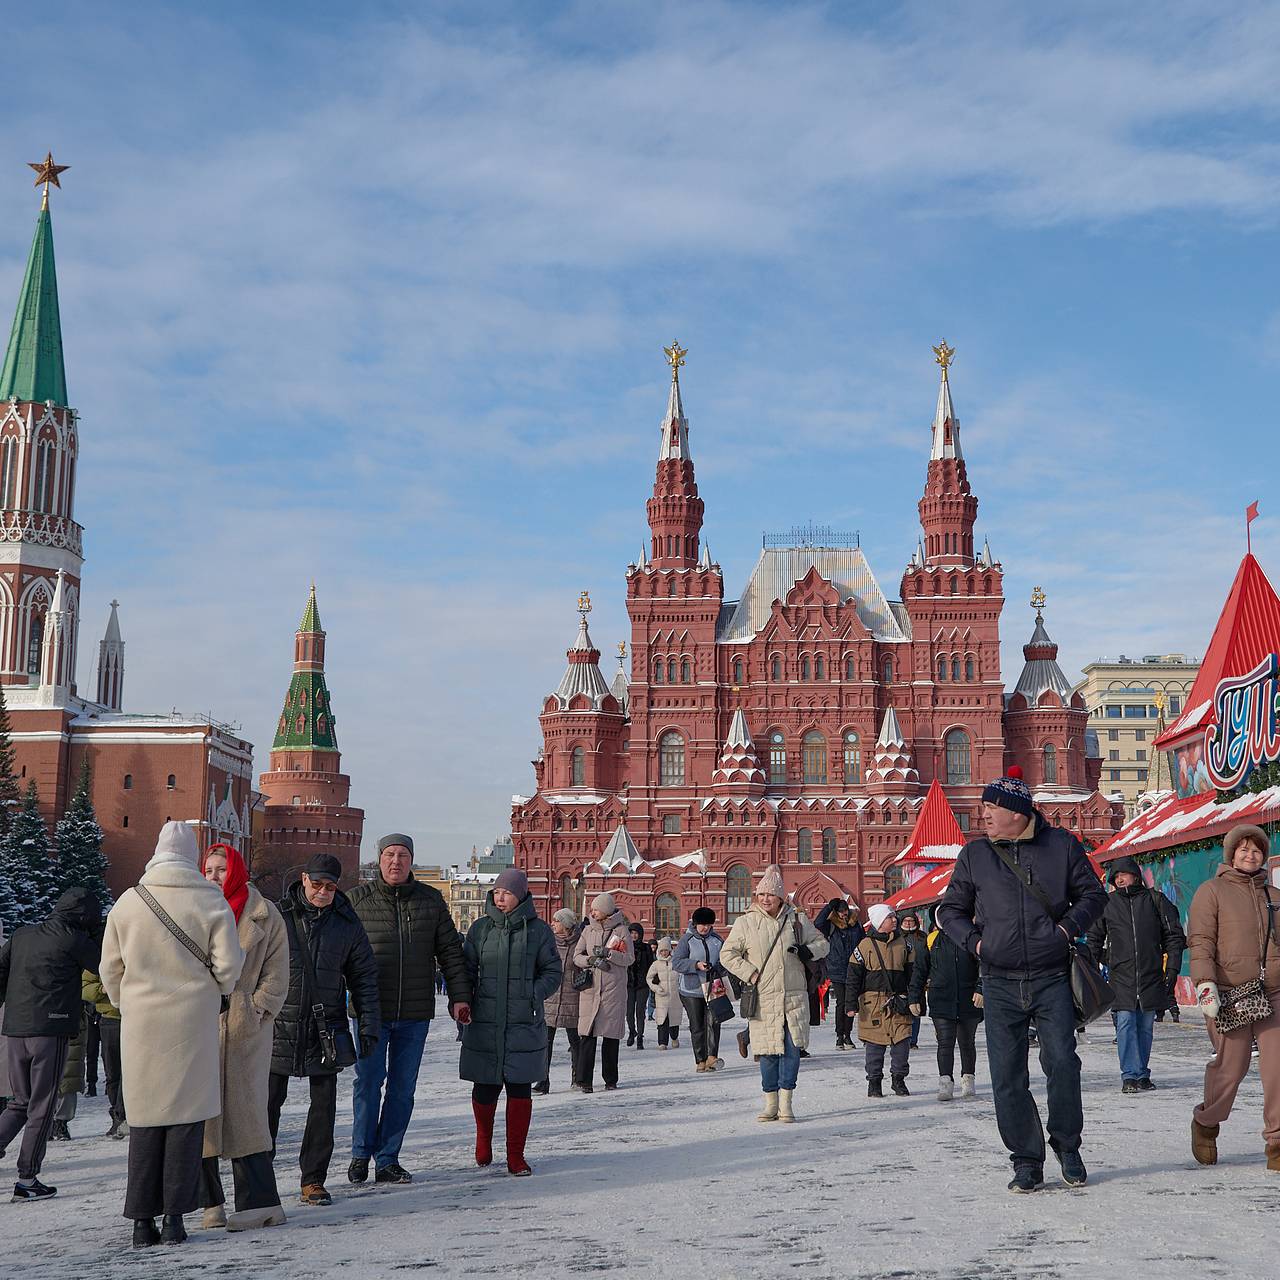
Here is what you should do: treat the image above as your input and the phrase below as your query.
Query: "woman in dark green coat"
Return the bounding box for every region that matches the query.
[460,869,561,1177]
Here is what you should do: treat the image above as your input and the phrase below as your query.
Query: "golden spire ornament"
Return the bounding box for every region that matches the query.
[29,152,69,209]
[932,341,955,380]
[664,340,688,382]
[577,590,592,617]
[1030,586,1046,617]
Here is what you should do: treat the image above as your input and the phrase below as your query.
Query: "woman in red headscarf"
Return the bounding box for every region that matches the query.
[197,844,291,1231]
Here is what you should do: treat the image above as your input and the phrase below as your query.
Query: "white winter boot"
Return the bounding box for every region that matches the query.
[960,1074,976,1098]
[201,1205,227,1229]
[937,1076,954,1102]
[757,1091,779,1122]
[226,1204,287,1232]
[778,1089,796,1123]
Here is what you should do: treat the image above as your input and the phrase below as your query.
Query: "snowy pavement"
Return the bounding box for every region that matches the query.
[8,1012,1275,1280]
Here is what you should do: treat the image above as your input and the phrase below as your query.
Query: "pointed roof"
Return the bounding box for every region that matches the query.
[299,583,322,633]
[49,567,67,613]
[658,373,690,461]
[598,823,643,872]
[610,645,630,717]
[103,599,122,645]
[893,779,965,863]
[867,706,919,788]
[1158,553,1280,748]
[876,705,905,747]
[930,364,961,461]
[1012,607,1076,705]
[0,205,67,405]
[550,609,614,711]
[712,708,767,789]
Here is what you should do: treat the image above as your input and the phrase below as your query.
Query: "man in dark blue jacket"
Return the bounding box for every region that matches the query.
[937,771,1105,1193]
[814,899,864,1049]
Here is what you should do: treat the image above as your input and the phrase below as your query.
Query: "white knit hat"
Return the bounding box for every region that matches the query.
[868,903,895,932]
[756,864,785,898]
[146,820,200,872]
[591,892,617,915]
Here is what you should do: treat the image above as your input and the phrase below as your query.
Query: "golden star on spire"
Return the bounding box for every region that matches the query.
[932,341,955,380]
[664,340,688,382]
[29,152,69,208]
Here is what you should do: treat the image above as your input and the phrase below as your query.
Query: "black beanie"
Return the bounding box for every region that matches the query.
[691,907,716,926]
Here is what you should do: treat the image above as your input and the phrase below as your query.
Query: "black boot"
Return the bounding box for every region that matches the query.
[626,1033,635,1047]
[161,1215,187,1245]
[891,1075,910,1097]
[133,1219,161,1248]
[532,1080,550,1095]
[867,1077,883,1098]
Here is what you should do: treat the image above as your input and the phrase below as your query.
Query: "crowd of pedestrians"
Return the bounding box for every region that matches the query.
[1,775,1278,1247]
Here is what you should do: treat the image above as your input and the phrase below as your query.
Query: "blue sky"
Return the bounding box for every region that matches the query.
[4,1,1279,864]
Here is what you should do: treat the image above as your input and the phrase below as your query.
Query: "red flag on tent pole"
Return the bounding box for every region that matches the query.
[1247,500,1260,553]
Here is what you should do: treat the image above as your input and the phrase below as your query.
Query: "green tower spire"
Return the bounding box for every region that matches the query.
[299,582,321,633]
[0,203,67,406]
[272,585,338,753]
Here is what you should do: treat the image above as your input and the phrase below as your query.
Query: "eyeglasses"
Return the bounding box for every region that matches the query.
[307,880,337,893]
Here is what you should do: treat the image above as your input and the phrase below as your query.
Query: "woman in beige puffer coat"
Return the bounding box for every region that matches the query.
[721,866,827,1124]
[646,938,683,1048]
[573,895,634,1091]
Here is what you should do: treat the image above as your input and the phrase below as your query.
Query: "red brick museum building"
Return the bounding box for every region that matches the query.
[512,344,1122,935]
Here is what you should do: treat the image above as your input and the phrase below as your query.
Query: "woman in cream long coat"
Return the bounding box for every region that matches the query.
[198,843,290,1231]
[101,822,244,1247]
[645,939,684,1048]
[721,865,828,1124]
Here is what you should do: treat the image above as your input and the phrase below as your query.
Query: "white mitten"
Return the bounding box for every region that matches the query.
[1196,981,1220,1019]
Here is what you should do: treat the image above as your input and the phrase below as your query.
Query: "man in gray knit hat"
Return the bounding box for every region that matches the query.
[346,834,471,1185]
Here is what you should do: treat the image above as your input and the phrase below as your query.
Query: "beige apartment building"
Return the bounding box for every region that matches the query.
[1074,654,1200,821]
[449,872,498,934]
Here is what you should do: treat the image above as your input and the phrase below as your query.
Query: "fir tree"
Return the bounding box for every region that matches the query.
[0,780,58,925]
[0,682,20,840]
[0,853,18,934]
[54,759,112,909]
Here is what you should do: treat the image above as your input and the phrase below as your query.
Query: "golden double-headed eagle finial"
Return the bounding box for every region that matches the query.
[932,341,955,379]
[664,340,688,382]
[577,590,592,617]
[1030,586,1046,616]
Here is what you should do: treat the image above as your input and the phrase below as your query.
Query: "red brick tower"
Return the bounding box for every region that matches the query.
[257,586,364,887]
[646,341,704,569]
[917,341,978,568]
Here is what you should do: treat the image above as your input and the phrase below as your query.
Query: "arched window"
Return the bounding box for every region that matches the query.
[667,578,677,597]
[1043,743,1058,784]
[733,657,744,685]
[802,731,827,785]
[680,658,691,683]
[123,773,133,790]
[822,827,837,863]
[27,612,43,676]
[843,731,862,784]
[166,774,176,790]
[945,729,972,785]
[0,438,15,508]
[800,655,810,681]
[653,659,664,684]
[667,659,677,684]
[797,828,813,863]
[726,865,752,921]
[882,657,893,684]
[768,731,786,786]
[950,575,959,595]
[571,746,585,786]
[655,893,681,934]
[814,656,825,680]
[659,731,685,786]
[569,814,578,831]
[845,656,855,679]
[965,656,975,681]
[33,441,54,513]
[951,657,961,682]
[938,655,947,681]
[723,808,733,825]
[771,655,781,681]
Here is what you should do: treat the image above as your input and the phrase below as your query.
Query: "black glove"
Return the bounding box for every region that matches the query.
[359,1032,380,1060]
[787,944,815,962]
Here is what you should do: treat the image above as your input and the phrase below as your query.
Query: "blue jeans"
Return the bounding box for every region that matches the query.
[351,1019,430,1167]
[1114,1009,1156,1082]
[759,1026,801,1092]
[982,974,1083,1169]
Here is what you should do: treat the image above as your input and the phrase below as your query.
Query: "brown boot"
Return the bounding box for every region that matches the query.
[1191,1119,1219,1166]
[1267,1142,1280,1172]
[695,1060,708,1073]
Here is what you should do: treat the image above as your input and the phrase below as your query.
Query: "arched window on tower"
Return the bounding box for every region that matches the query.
[667,578,677,598]
[655,893,681,934]
[653,659,664,684]
[27,611,43,676]
[659,731,686,786]
[965,656,975,681]
[0,438,15,508]
[802,731,827,785]
[945,729,972,785]
[768,731,786,786]
[822,827,837,863]
[843,731,862,784]
[667,659,677,684]
[571,746,585,787]
[882,657,893,684]
[1043,743,1058,785]
[797,828,813,863]
[732,657,744,685]
[33,441,54,513]
[800,655,810,681]
[951,657,961,682]
[726,865,752,922]
[680,658,691,684]
[845,656,855,680]
[771,655,781,681]
[815,655,825,680]
[937,655,947,681]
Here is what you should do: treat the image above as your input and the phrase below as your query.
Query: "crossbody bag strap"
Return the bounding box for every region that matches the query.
[866,934,901,999]
[288,908,339,1064]
[753,911,791,982]
[134,884,213,973]
[1260,886,1277,979]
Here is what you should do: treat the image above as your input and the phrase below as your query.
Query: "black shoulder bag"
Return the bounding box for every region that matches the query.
[987,844,1115,1024]
[867,934,911,1018]
[134,884,230,1013]
[286,910,356,1069]
[738,912,790,1020]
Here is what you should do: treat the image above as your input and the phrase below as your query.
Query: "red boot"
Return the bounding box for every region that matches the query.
[473,1100,497,1167]
[506,1096,533,1176]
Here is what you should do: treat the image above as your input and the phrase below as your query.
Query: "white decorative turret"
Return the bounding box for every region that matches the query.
[865,706,920,790]
[930,347,962,462]
[610,642,630,717]
[550,592,614,711]
[40,567,74,693]
[97,598,124,710]
[711,708,767,792]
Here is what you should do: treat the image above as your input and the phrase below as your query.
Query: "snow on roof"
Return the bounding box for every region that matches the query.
[1096,785,1280,860]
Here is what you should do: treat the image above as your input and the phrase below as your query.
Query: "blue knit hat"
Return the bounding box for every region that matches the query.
[982,767,1034,819]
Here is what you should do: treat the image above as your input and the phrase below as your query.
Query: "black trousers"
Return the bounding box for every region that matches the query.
[98,1018,125,1126]
[577,1036,619,1087]
[934,1017,979,1078]
[626,987,648,1041]
[472,1081,532,1104]
[866,1038,911,1081]
[680,994,721,1063]
[84,1013,101,1088]
[199,1151,282,1213]
[267,1071,337,1187]
[656,1017,680,1046]
[123,1122,204,1220]
[543,1026,581,1086]
[830,981,854,1044]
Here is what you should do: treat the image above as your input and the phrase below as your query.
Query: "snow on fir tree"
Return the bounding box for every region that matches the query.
[0,682,20,839]
[54,759,112,908]
[0,780,59,927]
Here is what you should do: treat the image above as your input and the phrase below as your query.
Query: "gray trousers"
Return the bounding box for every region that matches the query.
[0,1034,70,1180]
[865,1037,911,1080]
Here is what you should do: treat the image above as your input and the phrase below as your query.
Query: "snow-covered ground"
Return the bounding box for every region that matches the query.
[8,1011,1274,1279]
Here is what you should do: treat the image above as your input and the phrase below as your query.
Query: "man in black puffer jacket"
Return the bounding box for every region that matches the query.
[1086,855,1185,1093]
[0,887,101,1201]
[938,771,1105,1193]
[814,899,865,1048]
[626,924,654,1050]
[268,855,380,1206]
[346,834,471,1184]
